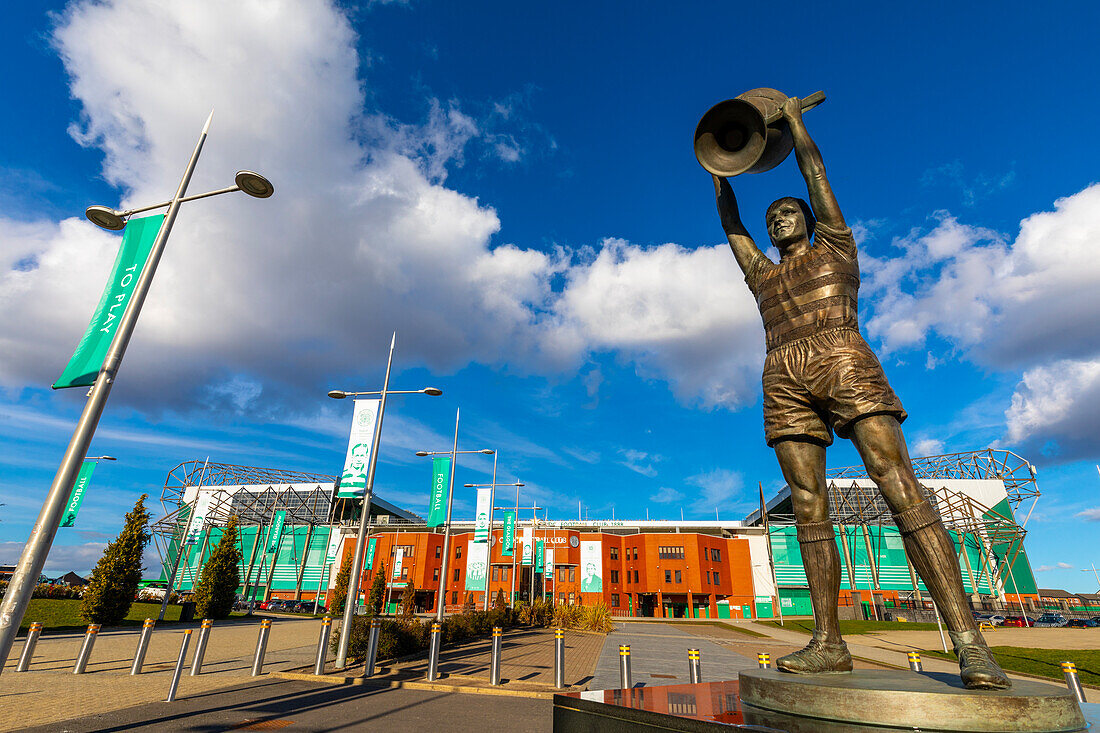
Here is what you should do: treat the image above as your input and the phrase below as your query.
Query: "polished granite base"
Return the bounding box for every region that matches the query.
[553,675,1097,733]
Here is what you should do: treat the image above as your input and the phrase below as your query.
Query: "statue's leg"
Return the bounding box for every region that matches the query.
[773,439,851,673]
[849,414,1009,689]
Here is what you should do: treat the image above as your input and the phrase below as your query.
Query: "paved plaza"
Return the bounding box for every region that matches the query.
[3,615,1095,731]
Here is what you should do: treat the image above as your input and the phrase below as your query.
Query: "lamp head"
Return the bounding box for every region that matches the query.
[235,170,274,198]
[516,482,525,487]
[480,449,495,455]
[422,387,443,396]
[415,451,429,457]
[85,206,126,231]
[327,390,347,399]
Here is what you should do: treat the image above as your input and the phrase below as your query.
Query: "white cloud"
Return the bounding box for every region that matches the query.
[685,468,743,513]
[1005,358,1100,459]
[861,185,1100,458]
[0,0,767,420]
[617,449,661,478]
[1035,562,1075,572]
[650,486,684,504]
[1076,508,1100,522]
[911,438,945,458]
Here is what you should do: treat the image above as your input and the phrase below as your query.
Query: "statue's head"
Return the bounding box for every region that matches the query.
[765,197,815,249]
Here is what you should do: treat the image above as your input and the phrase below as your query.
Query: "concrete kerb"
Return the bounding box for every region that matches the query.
[271,669,560,698]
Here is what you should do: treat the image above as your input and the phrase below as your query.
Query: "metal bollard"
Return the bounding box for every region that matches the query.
[688,648,702,684]
[73,624,101,674]
[490,627,503,685]
[364,617,382,678]
[907,651,923,672]
[619,644,632,689]
[251,619,272,676]
[553,628,566,689]
[314,616,332,675]
[17,622,43,672]
[166,630,192,702]
[758,652,770,669]
[131,619,156,675]
[190,619,212,676]
[1062,661,1087,703]
[426,622,442,681]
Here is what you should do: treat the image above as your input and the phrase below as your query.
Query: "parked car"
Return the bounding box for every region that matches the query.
[1034,613,1069,627]
[1066,618,1099,628]
[1002,616,1035,627]
[984,615,1007,626]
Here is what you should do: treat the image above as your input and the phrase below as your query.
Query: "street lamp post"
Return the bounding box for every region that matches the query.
[330,335,442,670]
[415,412,493,622]
[464,473,524,611]
[0,113,272,673]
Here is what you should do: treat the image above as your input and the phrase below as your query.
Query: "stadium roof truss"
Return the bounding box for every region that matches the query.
[764,449,1037,601]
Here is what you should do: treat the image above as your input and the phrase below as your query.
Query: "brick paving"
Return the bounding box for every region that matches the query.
[0,615,321,732]
[338,626,606,688]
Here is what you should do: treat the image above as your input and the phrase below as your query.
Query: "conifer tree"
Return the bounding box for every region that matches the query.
[462,592,476,614]
[80,495,151,625]
[494,587,506,610]
[399,581,416,619]
[329,552,353,614]
[368,562,386,615]
[193,516,242,619]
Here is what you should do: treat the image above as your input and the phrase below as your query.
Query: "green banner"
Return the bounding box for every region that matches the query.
[53,215,165,389]
[535,540,545,573]
[365,536,377,569]
[501,511,515,557]
[266,510,287,553]
[60,461,97,527]
[427,456,451,528]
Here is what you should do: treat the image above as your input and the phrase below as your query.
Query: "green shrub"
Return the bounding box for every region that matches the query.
[192,517,242,619]
[368,563,386,615]
[80,495,151,625]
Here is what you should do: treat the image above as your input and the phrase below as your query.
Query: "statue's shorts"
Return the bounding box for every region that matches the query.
[762,327,906,447]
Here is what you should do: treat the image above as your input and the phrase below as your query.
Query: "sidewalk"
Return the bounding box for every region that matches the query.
[0,614,321,732]
[304,626,605,691]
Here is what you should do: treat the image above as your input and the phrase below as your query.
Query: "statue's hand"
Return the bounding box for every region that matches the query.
[713,175,739,232]
[781,95,803,122]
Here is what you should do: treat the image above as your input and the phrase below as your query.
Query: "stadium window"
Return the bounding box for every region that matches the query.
[665,570,672,583]
[503,567,509,581]
[675,570,682,583]
[433,568,439,582]
[569,567,576,582]
[610,547,619,560]
[611,593,620,607]
[711,548,722,562]
[435,545,441,558]
[559,592,566,604]
[569,592,575,605]
[456,545,462,559]
[633,547,639,560]
[453,568,460,581]
[633,569,639,583]
[706,571,711,585]
[558,567,567,582]
[451,591,458,605]
[610,570,619,583]
[713,571,720,585]
[492,566,500,581]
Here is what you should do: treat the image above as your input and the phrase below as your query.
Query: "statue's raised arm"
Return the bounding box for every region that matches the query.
[782,97,846,230]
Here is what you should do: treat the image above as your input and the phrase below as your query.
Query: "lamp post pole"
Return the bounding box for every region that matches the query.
[0,114,273,673]
[416,422,493,622]
[465,472,525,611]
[331,336,443,669]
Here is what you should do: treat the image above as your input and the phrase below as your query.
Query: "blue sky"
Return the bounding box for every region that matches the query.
[1,0,1099,592]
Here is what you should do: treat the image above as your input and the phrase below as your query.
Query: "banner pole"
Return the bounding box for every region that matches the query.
[510,486,519,606]
[483,452,498,611]
[0,113,215,672]
[435,409,460,622]
[335,333,395,669]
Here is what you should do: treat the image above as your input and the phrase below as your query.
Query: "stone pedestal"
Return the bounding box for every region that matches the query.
[739,669,1086,732]
[552,673,1095,732]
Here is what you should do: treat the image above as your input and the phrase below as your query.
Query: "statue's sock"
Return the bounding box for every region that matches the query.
[893,501,974,631]
[797,520,841,642]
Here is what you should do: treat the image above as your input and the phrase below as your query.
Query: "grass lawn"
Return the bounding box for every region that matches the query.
[19,599,182,634]
[764,619,942,635]
[923,647,1100,686]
